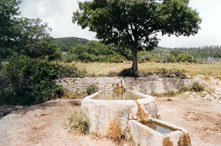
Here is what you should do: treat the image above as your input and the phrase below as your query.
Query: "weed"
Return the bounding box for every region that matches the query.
[191,82,204,92]
[150,91,162,97]
[107,120,123,142]
[86,84,98,95]
[63,89,77,99]
[164,90,176,97]
[66,108,89,135]
[178,87,191,93]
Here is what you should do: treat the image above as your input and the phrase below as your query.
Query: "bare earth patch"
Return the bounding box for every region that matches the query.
[0,98,220,146]
[0,100,119,146]
[156,97,221,146]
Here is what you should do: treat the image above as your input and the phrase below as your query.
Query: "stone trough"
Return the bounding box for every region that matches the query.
[129,119,192,146]
[81,89,157,136]
[81,89,191,146]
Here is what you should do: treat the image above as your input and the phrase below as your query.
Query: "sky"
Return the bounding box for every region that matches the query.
[20,0,221,48]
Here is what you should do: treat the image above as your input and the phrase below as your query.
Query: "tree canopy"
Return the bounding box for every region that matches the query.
[0,0,56,60]
[73,0,201,72]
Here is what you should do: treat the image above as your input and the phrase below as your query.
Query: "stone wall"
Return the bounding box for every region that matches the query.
[56,76,195,94]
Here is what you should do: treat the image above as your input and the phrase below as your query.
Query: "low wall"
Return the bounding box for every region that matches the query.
[56,76,194,94]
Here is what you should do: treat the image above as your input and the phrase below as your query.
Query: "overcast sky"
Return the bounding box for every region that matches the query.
[20,0,221,48]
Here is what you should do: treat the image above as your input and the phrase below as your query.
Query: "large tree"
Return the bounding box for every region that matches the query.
[0,0,56,60]
[73,0,201,72]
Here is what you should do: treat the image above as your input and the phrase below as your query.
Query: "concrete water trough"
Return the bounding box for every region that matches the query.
[81,89,157,136]
[81,88,191,146]
[129,119,192,146]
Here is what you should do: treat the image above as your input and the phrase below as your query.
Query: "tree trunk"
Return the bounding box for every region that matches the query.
[132,48,138,72]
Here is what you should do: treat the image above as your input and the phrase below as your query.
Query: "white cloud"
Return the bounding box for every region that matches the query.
[20,0,96,40]
[20,0,221,47]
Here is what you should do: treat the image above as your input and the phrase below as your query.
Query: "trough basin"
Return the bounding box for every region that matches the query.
[81,90,157,136]
[129,119,192,146]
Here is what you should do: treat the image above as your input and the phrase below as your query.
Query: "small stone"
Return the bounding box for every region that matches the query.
[167,98,172,101]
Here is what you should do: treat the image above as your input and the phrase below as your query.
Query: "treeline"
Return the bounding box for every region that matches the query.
[57,37,221,63]
[177,46,221,59]
[62,41,129,63]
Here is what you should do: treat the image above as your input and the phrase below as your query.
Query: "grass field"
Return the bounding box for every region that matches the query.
[64,62,221,78]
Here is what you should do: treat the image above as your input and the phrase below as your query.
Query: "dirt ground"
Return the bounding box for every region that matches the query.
[0,97,220,146]
[156,97,221,146]
[0,100,120,146]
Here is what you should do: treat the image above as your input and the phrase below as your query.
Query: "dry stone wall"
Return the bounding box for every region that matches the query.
[56,76,195,94]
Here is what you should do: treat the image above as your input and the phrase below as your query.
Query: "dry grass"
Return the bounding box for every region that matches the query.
[65,108,89,135]
[65,61,221,77]
[107,120,122,142]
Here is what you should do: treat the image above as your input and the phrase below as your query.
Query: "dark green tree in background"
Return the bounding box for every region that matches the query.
[0,0,82,105]
[73,0,201,72]
[0,0,21,60]
[0,0,59,61]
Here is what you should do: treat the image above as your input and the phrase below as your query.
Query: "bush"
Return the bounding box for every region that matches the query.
[191,82,204,92]
[178,87,191,93]
[0,56,84,105]
[25,39,62,61]
[138,51,153,63]
[164,90,176,97]
[119,68,139,77]
[66,108,89,135]
[107,120,123,142]
[86,84,98,95]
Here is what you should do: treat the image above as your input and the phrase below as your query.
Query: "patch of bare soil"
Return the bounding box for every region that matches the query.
[1,97,220,146]
[0,99,120,146]
[156,97,221,146]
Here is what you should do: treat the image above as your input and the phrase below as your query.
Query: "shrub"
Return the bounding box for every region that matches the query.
[86,84,98,95]
[119,68,139,77]
[66,108,89,135]
[107,120,123,142]
[25,39,62,61]
[52,63,86,78]
[164,90,176,97]
[0,56,84,105]
[191,82,204,92]
[178,87,191,93]
[138,51,152,63]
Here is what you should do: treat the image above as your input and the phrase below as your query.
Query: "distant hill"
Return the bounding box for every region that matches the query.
[52,37,89,51]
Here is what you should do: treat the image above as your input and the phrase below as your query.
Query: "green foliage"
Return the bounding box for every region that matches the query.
[164,90,176,97]
[52,37,89,51]
[0,56,84,105]
[86,84,98,95]
[65,41,126,63]
[0,0,58,61]
[0,0,21,60]
[119,68,139,77]
[138,51,153,63]
[66,109,89,135]
[178,87,191,93]
[191,82,204,92]
[169,50,196,63]
[73,0,201,71]
[25,39,61,60]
